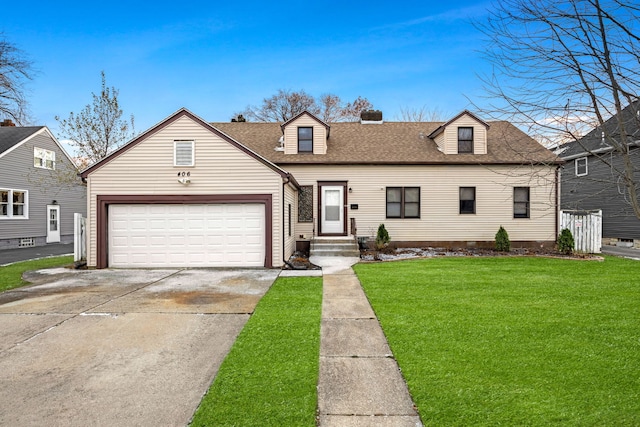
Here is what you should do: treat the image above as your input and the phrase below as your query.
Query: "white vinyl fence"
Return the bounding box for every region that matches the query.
[560,210,602,254]
[74,213,86,262]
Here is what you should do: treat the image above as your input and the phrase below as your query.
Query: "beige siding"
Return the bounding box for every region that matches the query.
[433,133,445,152]
[287,164,557,243]
[283,183,297,260]
[86,115,284,267]
[283,115,327,155]
[443,114,488,155]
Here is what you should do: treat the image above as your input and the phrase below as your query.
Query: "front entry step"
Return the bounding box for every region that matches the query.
[311,237,360,257]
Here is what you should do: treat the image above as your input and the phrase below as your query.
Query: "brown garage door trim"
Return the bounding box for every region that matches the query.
[96,194,273,269]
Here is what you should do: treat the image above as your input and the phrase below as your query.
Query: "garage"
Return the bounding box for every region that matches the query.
[108,203,265,268]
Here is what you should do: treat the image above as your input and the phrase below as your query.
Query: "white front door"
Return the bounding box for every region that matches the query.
[321,186,344,234]
[46,205,61,243]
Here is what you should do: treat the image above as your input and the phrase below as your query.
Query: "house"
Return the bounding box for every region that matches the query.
[557,101,640,247]
[80,108,561,269]
[0,120,87,250]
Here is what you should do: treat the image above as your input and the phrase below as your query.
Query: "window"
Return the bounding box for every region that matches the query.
[174,140,194,166]
[458,127,474,153]
[575,157,588,176]
[386,187,420,218]
[298,127,313,153]
[298,186,313,222]
[514,187,530,218]
[34,147,55,169]
[0,189,28,218]
[459,187,476,214]
[288,204,292,237]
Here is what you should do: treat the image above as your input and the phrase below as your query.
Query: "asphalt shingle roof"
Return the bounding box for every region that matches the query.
[213,120,561,165]
[0,126,43,156]
[557,101,640,159]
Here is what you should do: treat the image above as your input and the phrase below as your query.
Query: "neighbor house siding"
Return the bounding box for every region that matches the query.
[85,115,283,267]
[561,149,640,240]
[0,130,86,247]
[287,164,557,243]
[283,115,327,155]
[442,115,488,155]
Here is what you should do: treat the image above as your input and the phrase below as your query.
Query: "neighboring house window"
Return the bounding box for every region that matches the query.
[34,147,55,169]
[298,186,313,222]
[174,140,194,166]
[458,127,474,153]
[386,187,420,218]
[575,157,588,176]
[459,187,476,214]
[298,127,313,153]
[0,189,28,218]
[514,187,530,218]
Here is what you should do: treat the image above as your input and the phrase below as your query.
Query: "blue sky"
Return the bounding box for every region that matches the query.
[4,0,494,145]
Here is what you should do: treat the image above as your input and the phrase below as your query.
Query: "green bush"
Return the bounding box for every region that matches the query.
[376,224,390,250]
[495,226,511,252]
[557,228,575,254]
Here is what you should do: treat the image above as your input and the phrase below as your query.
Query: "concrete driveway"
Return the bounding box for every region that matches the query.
[0,267,280,426]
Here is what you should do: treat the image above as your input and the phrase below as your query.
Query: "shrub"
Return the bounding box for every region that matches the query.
[495,226,511,252]
[557,228,575,254]
[375,224,390,250]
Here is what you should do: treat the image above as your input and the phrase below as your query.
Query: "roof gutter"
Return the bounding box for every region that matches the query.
[560,140,640,161]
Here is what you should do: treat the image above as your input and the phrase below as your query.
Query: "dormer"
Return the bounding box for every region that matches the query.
[281,111,330,155]
[428,110,489,155]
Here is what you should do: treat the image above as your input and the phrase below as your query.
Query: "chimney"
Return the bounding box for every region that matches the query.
[1,119,16,127]
[360,109,383,124]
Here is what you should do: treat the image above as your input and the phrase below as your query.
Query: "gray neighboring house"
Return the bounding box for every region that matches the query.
[556,101,640,247]
[0,119,87,250]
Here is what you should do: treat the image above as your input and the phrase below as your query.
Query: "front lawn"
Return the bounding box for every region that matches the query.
[190,276,322,427]
[354,256,640,426]
[0,256,74,292]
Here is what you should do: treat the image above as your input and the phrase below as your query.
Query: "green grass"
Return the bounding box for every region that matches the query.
[354,256,640,426]
[0,255,74,292]
[190,276,323,427]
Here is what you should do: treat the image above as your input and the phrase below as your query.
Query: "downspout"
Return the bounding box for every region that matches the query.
[282,176,296,268]
[282,179,287,267]
[556,165,561,241]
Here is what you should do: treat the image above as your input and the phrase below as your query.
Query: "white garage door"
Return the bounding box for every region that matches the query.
[109,204,265,268]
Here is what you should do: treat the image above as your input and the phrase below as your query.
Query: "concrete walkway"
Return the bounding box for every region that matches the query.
[309,257,422,427]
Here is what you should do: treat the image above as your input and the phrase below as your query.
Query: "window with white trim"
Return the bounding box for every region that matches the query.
[575,157,587,176]
[0,189,28,218]
[174,140,194,166]
[34,147,55,169]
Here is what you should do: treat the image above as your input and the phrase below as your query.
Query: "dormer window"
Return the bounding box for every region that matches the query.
[298,127,313,153]
[458,127,473,153]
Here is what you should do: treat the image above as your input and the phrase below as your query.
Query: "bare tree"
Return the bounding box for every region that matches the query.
[396,106,447,122]
[0,33,34,125]
[319,95,373,122]
[476,0,640,218]
[56,71,135,165]
[239,89,372,123]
